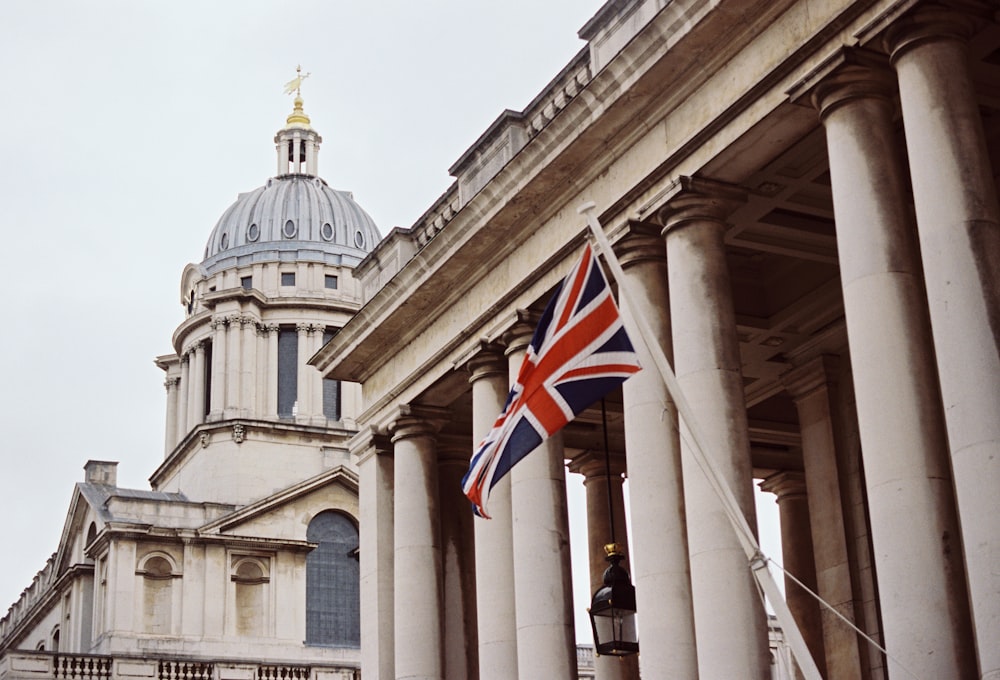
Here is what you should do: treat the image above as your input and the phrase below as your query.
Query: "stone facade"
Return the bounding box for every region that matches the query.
[1,99,369,678]
[314,1,999,679]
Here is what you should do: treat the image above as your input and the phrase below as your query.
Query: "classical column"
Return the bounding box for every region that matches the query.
[659,178,770,680]
[887,12,1000,675]
[759,472,824,679]
[568,452,638,680]
[613,222,698,679]
[191,341,206,426]
[177,354,190,441]
[210,316,227,420]
[352,429,394,680]
[296,323,313,419]
[225,313,241,417]
[811,56,975,677]
[265,324,279,418]
[391,408,446,680]
[438,438,478,680]
[507,319,576,680]
[467,346,518,680]
[782,356,863,680]
[240,316,257,417]
[312,325,326,421]
[163,376,180,453]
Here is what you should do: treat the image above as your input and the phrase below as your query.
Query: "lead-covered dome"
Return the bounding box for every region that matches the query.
[202,175,380,274]
[200,89,380,275]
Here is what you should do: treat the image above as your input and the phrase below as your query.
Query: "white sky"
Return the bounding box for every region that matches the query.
[0,0,782,642]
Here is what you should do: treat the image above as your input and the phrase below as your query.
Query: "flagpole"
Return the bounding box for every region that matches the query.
[578,202,824,680]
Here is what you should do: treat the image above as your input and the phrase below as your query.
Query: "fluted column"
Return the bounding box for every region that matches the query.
[507,319,576,680]
[312,325,326,421]
[240,316,257,417]
[887,12,1000,676]
[467,346,518,680]
[812,57,975,677]
[759,472,824,679]
[438,438,478,680]
[177,354,190,441]
[210,316,227,420]
[296,323,312,419]
[782,356,863,680]
[391,408,446,680]
[225,313,241,417]
[163,376,180,454]
[613,222,698,679]
[568,452,638,680]
[659,178,769,680]
[191,341,206,426]
[352,429,394,680]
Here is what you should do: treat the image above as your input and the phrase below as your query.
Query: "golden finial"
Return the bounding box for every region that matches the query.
[282,65,312,129]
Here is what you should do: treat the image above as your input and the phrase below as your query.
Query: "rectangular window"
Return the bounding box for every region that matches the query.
[241,276,252,290]
[324,275,338,290]
[281,272,295,286]
[277,327,298,418]
[322,329,341,420]
[203,342,213,416]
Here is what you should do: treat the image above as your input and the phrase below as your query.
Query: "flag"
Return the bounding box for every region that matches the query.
[462,243,641,518]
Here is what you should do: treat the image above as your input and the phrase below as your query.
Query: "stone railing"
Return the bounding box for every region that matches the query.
[576,644,595,678]
[0,654,358,680]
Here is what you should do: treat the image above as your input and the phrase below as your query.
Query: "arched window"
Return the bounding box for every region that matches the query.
[306,511,359,647]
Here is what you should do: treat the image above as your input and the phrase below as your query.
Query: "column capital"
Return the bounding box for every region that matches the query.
[164,376,181,390]
[567,450,628,479]
[502,310,539,357]
[759,470,808,502]
[781,355,841,401]
[654,176,746,235]
[462,342,507,384]
[610,220,666,269]
[787,47,895,120]
[389,404,450,442]
[884,2,989,62]
[295,322,312,333]
[349,426,393,465]
[210,315,227,330]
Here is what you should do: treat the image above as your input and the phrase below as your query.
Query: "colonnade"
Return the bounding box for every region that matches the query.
[164,316,335,452]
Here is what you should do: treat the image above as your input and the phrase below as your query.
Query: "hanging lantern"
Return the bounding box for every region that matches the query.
[588,543,638,656]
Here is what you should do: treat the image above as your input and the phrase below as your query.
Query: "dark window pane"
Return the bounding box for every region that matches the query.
[281,272,295,286]
[306,511,359,647]
[277,328,297,417]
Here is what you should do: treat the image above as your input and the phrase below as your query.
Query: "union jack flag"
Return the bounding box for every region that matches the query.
[462,243,641,518]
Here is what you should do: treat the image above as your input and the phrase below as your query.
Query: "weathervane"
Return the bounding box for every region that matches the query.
[283,65,311,97]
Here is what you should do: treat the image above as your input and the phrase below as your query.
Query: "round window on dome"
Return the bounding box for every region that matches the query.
[321,222,334,241]
[283,220,297,238]
[220,232,229,250]
[354,231,365,249]
[247,223,260,242]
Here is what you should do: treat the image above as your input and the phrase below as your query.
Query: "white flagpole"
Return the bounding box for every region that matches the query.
[578,202,823,680]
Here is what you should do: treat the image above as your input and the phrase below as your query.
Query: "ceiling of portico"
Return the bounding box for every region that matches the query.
[417,15,1000,481]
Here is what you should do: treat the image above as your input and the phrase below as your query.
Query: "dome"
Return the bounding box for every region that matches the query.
[202,175,381,274]
[200,86,381,275]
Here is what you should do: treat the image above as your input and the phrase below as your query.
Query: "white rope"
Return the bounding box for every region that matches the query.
[763,555,925,680]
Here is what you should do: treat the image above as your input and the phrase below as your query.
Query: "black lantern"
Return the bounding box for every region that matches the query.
[588,542,638,656]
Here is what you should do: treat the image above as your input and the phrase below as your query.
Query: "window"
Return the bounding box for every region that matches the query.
[281,272,295,286]
[203,341,213,417]
[324,275,338,290]
[306,512,359,647]
[241,275,252,290]
[277,327,298,418]
[322,329,340,420]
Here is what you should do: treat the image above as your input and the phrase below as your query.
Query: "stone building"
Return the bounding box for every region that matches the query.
[312,1,999,679]
[0,96,376,679]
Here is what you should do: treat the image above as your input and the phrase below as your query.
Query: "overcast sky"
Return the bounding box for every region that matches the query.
[0,0,781,640]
